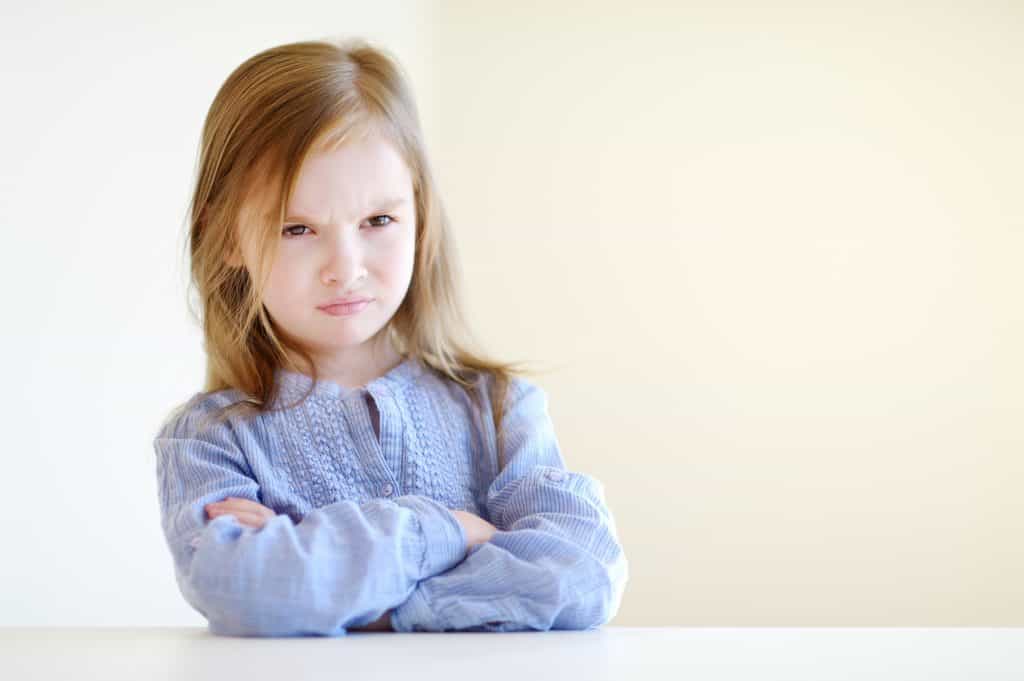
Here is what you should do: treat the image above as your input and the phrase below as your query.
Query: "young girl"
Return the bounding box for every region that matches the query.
[153,37,628,637]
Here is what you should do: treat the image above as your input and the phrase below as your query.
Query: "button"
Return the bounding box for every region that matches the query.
[545,470,565,482]
[381,482,394,497]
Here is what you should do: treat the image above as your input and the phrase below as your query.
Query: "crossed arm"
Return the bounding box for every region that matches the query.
[204,497,497,631]
[180,380,626,634]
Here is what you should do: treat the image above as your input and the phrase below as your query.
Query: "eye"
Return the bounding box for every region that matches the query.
[367,215,395,228]
[282,225,310,237]
[282,216,395,237]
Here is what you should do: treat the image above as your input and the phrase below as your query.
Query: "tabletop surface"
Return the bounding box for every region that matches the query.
[1,626,1022,681]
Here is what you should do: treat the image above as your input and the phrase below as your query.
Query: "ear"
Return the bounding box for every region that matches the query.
[198,207,243,269]
[223,226,247,269]
[224,245,243,268]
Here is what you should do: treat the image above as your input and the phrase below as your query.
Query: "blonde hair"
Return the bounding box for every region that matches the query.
[176,37,540,469]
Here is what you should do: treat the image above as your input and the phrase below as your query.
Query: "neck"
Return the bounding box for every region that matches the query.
[287,335,405,391]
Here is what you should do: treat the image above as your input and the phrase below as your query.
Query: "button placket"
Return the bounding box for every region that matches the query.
[355,389,400,499]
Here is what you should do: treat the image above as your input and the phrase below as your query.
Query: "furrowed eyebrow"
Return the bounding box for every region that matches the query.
[372,196,410,210]
[285,197,409,224]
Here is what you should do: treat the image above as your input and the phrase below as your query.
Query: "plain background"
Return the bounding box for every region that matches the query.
[1,0,1020,627]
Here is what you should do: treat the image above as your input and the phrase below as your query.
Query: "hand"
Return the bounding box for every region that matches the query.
[205,497,277,529]
[449,510,498,549]
[349,610,393,632]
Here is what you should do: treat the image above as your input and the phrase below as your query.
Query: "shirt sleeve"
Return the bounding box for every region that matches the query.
[389,378,629,632]
[153,395,468,637]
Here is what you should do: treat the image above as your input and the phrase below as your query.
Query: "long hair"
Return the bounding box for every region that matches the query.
[174,38,539,469]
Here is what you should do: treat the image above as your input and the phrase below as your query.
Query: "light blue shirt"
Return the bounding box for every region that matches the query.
[153,356,629,636]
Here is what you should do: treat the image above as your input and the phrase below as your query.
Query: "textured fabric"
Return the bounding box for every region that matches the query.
[153,356,628,637]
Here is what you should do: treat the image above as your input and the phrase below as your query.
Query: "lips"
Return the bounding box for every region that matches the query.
[317,297,373,317]
[317,296,372,309]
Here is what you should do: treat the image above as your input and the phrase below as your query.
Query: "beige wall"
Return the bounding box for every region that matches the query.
[430,1,1023,625]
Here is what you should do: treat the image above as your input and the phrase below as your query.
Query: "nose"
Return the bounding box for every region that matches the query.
[320,234,368,287]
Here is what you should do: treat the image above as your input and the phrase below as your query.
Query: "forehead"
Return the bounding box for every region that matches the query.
[287,134,414,220]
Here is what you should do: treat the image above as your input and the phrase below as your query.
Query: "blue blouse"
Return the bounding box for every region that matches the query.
[153,356,628,636]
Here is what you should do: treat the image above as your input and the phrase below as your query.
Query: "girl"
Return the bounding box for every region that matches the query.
[153,37,628,637]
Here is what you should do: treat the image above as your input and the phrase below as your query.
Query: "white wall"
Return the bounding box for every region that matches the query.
[0,0,437,626]
[1,0,1021,627]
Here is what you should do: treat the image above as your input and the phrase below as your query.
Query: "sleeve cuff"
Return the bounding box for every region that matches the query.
[392,495,467,579]
[390,581,439,632]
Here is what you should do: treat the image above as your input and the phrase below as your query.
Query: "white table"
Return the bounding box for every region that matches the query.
[1,627,1021,680]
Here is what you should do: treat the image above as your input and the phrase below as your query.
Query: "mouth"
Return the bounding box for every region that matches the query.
[317,299,373,316]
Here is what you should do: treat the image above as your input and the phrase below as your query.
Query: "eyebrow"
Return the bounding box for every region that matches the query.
[285,197,409,224]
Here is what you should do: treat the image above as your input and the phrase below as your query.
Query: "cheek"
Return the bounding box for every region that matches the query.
[374,233,416,286]
[263,258,308,308]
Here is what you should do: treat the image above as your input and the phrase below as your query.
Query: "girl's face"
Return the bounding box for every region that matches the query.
[237,133,417,379]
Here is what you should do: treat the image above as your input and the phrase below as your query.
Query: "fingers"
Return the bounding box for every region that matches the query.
[205,497,275,528]
[206,497,273,516]
[207,508,265,528]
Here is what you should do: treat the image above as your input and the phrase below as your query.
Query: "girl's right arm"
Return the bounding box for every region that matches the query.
[207,501,495,634]
[153,395,469,638]
[207,499,498,548]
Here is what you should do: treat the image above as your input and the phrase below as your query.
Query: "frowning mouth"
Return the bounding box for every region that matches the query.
[317,299,373,316]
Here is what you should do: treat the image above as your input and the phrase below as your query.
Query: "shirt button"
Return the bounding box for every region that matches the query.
[381,483,394,497]
[545,470,565,482]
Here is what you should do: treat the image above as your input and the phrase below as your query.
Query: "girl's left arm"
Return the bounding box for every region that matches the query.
[389,379,629,632]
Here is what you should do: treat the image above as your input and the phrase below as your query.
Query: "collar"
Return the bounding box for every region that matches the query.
[273,355,427,403]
